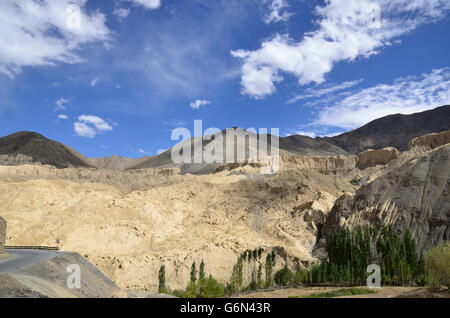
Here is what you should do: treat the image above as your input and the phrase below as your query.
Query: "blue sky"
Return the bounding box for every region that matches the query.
[0,0,449,158]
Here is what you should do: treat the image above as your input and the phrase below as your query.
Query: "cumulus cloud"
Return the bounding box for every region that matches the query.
[232,0,450,99]
[309,68,450,130]
[190,99,211,110]
[57,114,69,120]
[55,98,70,111]
[122,0,162,10]
[74,115,113,138]
[264,0,293,24]
[0,0,111,78]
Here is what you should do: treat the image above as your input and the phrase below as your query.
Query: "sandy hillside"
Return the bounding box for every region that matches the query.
[0,155,361,292]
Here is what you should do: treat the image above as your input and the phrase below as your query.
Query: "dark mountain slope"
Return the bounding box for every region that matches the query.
[325,105,450,154]
[0,131,93,169]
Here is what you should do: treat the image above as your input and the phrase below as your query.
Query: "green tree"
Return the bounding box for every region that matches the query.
[199,259,206,280]
[258,248,263,260]
[265,253,273,287]
[257,264,263,289]
[424,242,450,290]
[229,256,244,293]
[190,262,197,283]
[158,265,167,293]
[404,229,419,276]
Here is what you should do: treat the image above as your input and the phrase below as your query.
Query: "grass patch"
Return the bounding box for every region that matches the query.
[289,288,378,298]
[350,177,361,186]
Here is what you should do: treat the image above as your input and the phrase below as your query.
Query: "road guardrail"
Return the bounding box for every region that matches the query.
[5,246,60,251]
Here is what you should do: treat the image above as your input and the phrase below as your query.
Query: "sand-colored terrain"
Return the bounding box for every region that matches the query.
[0,130,448,294]
[0,155,361,292]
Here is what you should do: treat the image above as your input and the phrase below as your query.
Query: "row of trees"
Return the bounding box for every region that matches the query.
[319,226,421,285]
[158,226,434,297]
[227,248,276,294]
[273,226,423,287]
[158,259,225,298]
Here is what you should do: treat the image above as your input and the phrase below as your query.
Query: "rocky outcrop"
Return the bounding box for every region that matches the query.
[323,144,450,255]
[0,217,6,253]
[408,130,450,150]
[356,147,400,170]
[280,155,357,175]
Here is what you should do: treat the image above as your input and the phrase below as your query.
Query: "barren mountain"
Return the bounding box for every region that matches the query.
[0,132,93,169]
[121,106,450,170]
[88,156,139,170]
[325,105,450,153]
[0,154,361,291]
[0,107,449,293]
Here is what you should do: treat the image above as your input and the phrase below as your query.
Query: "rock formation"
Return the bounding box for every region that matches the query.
[408,130,450,150]
[356,147,400,170]
[323,144,450,255]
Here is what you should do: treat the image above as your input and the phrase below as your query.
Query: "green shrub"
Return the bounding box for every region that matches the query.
[424,242,450,290]
[274,264,293,286]
[182,281,198,298]
[199,275,225,298]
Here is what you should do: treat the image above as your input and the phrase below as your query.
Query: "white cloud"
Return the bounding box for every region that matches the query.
[287,79,363,104]
[190,99,211,110]
[57,114,69,120]
[157,148,167,155]
[113,7,131,20]
[138,148,151,155]
[122,0,162,10]
[55,98,70,111]
[0,0,111,78]
[295,131,317,138]
[74,115,113,138]
[232,0,450,99]
[90,78,99,87]
[264,0,293,24]
[310,68,450,130]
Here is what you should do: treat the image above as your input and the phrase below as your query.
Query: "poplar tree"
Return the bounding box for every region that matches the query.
[199,259,206,281]
[158,265,166,293]
[190,262,197,283]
